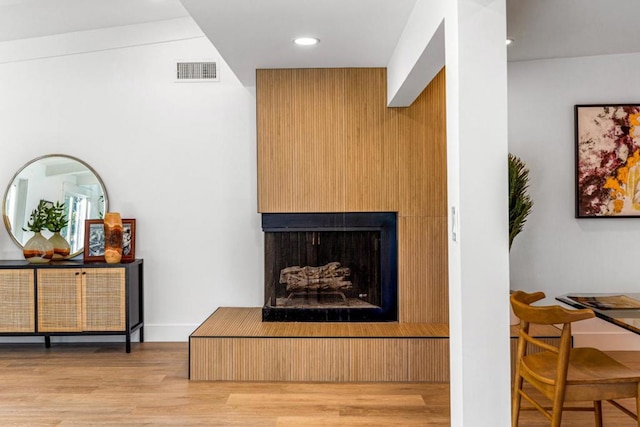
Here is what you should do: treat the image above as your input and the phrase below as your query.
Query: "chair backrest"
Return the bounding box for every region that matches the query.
[510,290,595,381]
[511,291,594,326]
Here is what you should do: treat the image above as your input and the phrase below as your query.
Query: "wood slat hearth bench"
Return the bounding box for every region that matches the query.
[189,307,562,382]
[189,307,449,382]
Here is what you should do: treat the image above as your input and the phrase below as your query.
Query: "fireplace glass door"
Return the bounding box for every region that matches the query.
[262,213,397,322]
[265,230,380,308]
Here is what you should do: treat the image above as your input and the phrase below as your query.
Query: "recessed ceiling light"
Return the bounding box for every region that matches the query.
[506,38,514,46]
[293,37,320,46]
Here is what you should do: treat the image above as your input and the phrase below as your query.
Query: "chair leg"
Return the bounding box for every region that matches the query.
[636,383,640,427]
[551,392,565,427]
[594,401,603,427]
[512,373,524,427]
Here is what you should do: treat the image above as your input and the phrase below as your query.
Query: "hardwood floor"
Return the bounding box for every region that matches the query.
[0,342,448,426]
[0,342,637,426]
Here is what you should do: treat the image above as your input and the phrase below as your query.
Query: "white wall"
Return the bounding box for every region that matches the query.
[391,1,511,426]
[446,2,511,426]
[509,52,640,349]
[0,18,263,342]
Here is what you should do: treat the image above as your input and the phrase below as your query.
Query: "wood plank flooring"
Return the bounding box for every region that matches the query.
[0,342,638,426]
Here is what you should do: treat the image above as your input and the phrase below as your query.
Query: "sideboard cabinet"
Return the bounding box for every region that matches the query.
[0,259,143,352]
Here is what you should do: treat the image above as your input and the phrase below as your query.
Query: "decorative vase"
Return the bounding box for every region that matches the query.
[23,232,54,264]
[103,212,123,264]
[48,232,71,260]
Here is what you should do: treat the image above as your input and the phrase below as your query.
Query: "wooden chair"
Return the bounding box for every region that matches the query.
[511,290,640,427]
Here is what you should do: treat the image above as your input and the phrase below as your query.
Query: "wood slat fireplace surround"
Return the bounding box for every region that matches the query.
[190,67,450,382]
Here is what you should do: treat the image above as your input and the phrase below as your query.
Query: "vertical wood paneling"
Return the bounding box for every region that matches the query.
[257,69,296,212]
[408,337,450,382]
[349,339,407,382]
[399,217,449,323]
[396,68,447,322]
[258,68,403,213]
[257,67,448,324]
[398,68,447,217]
[294,69,346,212]
[258,66,446,215]
[344,68,399,211]
[257,69,347,212]
[190,337,449,382]
[189,308,451,382]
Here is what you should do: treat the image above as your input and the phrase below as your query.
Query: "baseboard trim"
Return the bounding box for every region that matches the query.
[143,324,198,342]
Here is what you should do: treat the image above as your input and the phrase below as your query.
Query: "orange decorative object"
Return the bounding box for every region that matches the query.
[103,212,123,264]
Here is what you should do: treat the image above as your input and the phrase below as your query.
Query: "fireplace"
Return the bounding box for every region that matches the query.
[262,212,398,322]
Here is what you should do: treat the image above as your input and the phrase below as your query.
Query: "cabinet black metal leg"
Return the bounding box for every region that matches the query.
[139,327,144,343]
[126,335,131,353]
[44,336,51,348]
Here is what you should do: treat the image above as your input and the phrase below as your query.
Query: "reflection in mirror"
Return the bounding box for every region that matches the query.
[3,155,108,258]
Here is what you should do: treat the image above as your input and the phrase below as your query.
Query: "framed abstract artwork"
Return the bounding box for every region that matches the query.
[576,104,640,217]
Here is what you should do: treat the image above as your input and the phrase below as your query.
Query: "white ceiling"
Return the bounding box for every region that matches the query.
[1,0,639,85]
[179,0,417,86]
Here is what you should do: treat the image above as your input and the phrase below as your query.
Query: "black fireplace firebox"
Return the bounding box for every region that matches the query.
[262,212,398,322]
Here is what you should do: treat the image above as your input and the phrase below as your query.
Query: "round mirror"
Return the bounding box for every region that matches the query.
[2,154,108,259]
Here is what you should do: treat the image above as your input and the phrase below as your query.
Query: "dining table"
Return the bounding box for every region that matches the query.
[556,293,640,335]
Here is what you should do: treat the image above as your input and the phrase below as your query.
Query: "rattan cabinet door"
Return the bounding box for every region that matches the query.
[82,268,125,331]
[0,269,35,333]
[37,269,82,332]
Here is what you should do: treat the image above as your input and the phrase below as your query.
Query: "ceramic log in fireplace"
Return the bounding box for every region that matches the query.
[262,212,398,322]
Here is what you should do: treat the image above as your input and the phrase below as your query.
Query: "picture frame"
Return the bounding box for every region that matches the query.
[83,218,136,262]
[576,104,640,217]
[121,219,136,262]
[84,219,106,262]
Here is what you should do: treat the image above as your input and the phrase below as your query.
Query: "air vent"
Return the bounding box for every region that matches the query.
[176,61,219,82]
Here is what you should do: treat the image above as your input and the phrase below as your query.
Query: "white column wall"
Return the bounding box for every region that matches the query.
[447,1,510,426]
[389,1,511,425]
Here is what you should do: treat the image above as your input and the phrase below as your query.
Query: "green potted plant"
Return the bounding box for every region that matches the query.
[22,199,54,263]
[508,154,533,325]
[45,201,70,259]
[509,153,533,250]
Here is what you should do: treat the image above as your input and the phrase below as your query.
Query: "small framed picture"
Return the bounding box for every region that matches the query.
[83,218,137,263]
[121,219,136,262]
[84,219,106,262]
